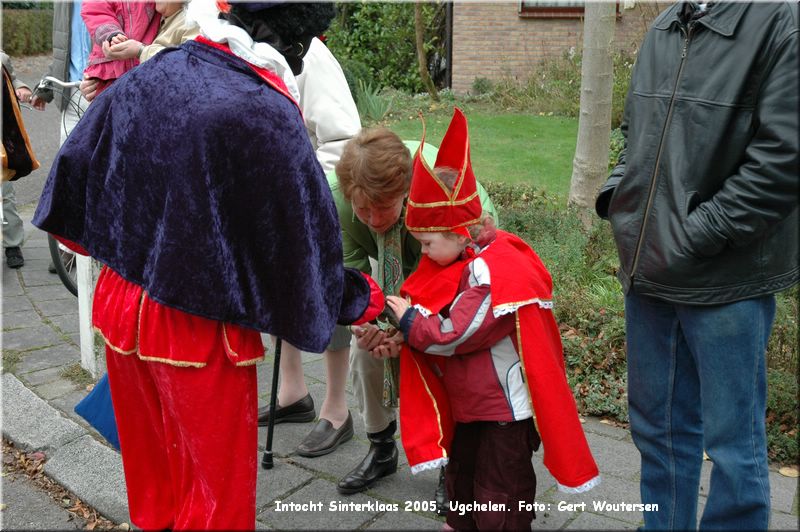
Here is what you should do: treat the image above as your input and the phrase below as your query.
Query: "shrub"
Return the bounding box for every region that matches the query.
[768,287,798,373]
[608,127,625,170]
[766,370,799,464]
[338,56,372,101]
[486,180,798,462]
[471,77,494,97]
[355,80,393,123]
[326,2,445,94]
[2,8,53,56]
[488,48,635,130]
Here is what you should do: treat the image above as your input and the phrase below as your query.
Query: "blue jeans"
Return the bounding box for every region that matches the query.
[625,293,775,530]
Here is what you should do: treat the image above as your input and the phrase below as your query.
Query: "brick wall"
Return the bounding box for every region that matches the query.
[451,1,667,94]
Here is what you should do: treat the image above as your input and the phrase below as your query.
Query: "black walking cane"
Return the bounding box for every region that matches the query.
[261,337,282,470]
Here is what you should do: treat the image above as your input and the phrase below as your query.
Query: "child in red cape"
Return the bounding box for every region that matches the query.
[386,108,600,530]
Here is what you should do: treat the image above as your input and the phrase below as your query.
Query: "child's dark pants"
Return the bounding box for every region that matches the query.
[445,418,541,530]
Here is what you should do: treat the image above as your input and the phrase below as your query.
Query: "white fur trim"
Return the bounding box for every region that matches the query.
[410,457,449,475]
[493,298,553,318]
[556,475,601,494]
[186,0,301,102]
[413,304,433,318]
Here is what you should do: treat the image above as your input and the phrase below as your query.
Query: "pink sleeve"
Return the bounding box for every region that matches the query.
[81,1,123,45]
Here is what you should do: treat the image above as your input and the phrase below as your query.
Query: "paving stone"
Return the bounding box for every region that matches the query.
[585,431,641,481]
[37,297,79,318]
[26,284,77,302]
[366,507,442,530]
[535,502,576,530]
[46,312,80,335]
[15,257,53,271]
[49,388,92,424]
[44,435,130,525]
[532,454,558,494]
[0,472,82,530]
[1,373,83,451]
[20,267,65,288]
[3,295,35,313]
[256,460,314,512]
[582,417,631,441]
[698,458,713,495]
[540,474,642,524]
[2,274,25,296]
[770,510,800,530]
[18,365,65,386]
[15,344,80,374]
[2,325,64,351]
[2,309,41,330]
[771,467,799,515]
[254,517,272,530]
[34,378,80,400]
[302,357,331,384]
[368,464,439,507]
[565,510,638,529]
[258,478,380,530]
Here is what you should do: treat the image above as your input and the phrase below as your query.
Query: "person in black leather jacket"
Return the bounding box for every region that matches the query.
[596,2,797,530]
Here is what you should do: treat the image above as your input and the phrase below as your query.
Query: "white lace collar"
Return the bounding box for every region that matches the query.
[185,0,300,102]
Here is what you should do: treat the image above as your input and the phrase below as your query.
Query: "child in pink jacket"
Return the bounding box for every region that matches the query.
[81,0,160,97]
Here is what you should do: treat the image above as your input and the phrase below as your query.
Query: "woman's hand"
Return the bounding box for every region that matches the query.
[352,323,386,352]
[80,76,100,102]
[103,39,143,60]
[370,330,404,359]
[29,95,46,110]
[110,33,128,45]
[385,296,410,322]
[15,87,32,104]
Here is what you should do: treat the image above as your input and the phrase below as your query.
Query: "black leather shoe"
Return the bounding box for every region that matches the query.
[337,421,398,494]
[5,247,23,269]
[435,466,448,516]
[257,393,315,426]
[295,412,354,457]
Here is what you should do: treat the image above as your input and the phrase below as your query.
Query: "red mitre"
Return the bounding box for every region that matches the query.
[406,108,483,236]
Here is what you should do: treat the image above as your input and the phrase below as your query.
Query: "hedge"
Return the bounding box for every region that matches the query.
[2,9,53,56]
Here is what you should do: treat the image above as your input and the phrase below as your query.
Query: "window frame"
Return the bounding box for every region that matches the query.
[518,1,621,19]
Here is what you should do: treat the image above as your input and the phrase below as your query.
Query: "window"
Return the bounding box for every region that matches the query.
[519,1,620,19]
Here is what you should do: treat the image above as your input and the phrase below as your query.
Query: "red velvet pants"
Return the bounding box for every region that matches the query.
[106,348,258,530]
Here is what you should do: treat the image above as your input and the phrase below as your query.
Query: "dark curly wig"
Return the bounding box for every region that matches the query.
[226,2,335,47]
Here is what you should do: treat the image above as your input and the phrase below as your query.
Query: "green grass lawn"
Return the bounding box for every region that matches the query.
[386,110,577,199]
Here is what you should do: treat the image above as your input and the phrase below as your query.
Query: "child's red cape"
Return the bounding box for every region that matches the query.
[399,230,600,492]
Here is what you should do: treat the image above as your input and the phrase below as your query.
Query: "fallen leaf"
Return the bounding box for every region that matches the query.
[778,466,799,478]
[599,419,612,425]
[0,503,6,511]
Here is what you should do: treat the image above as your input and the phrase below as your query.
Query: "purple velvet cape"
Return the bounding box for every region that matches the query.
[32,40,368,353]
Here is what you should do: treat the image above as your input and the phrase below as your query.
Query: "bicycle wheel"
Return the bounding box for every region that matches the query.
[48,234,78,297]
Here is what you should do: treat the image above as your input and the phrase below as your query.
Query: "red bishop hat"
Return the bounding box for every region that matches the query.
[405,107,483,237]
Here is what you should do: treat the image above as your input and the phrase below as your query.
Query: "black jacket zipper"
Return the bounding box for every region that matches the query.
[630,23,694,282]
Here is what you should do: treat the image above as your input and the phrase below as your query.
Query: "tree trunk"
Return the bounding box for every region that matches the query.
[568,1,616,227]
[415,2,439,101]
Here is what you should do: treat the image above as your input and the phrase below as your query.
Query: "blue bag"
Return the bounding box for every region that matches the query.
[74,373,120,451]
